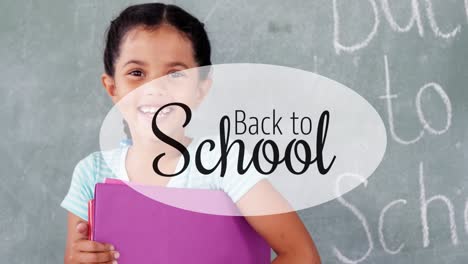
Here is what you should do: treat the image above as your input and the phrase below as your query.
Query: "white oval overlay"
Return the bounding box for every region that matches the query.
[99,63,387,216]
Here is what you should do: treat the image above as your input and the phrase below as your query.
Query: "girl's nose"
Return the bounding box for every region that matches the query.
[142,77,167,96]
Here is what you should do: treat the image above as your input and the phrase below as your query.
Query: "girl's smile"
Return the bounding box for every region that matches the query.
[136,103,176,125]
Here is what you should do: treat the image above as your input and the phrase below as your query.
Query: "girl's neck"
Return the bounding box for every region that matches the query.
[125,133,192,184]
[130,135,192,159]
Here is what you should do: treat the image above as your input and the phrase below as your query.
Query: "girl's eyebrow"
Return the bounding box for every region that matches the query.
[122,60,189,69]
[123,59,147,67]
[164,62,189,69]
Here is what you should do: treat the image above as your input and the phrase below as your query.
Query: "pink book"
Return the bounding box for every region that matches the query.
[88,179,271,263]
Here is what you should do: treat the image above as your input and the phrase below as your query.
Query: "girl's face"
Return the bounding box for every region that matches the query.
[102,24,210,142]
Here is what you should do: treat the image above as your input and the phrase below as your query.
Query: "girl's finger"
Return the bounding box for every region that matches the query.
[74,240,115,252]
[76,222,88,235]
[76,250,119,263]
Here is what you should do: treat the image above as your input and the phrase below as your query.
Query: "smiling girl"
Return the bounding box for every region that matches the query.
[61,3,321,263]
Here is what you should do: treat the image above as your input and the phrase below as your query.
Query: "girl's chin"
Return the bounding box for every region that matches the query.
[131,132,164,144]
[132,123,179,142]
[128,110,184,141]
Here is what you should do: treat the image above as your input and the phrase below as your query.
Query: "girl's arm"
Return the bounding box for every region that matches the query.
[64,212,118,264]
[237,180,321,264]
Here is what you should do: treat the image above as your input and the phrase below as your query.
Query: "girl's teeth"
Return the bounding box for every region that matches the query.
[139,106,172,116]
[139,106,156,113]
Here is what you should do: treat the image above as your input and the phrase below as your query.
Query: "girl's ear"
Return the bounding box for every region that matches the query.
[101,73,118,102]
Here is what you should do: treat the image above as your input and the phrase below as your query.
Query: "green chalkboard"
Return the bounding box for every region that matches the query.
[1,0,467,263]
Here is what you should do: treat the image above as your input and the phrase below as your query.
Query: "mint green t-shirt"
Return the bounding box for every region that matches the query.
[60,138,267,220]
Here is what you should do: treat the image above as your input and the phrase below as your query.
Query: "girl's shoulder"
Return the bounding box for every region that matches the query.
[61,147,128,220]
[74,147,128,183]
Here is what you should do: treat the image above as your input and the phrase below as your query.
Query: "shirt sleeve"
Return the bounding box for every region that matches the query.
[60,153,96,221]
[219,150,269,203]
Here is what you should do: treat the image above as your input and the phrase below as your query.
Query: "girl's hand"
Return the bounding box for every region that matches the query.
[65,213,120,264]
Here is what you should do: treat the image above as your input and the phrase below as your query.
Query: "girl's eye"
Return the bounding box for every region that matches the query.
[169,71,185,78]
[129,70,144,77]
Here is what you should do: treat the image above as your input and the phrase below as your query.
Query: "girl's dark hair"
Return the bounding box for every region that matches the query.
[103,3,211,77]
[104,3,212,142]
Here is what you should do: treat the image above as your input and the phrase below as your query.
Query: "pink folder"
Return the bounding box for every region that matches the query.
[89,179,271,263]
